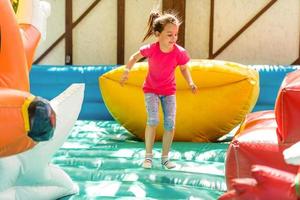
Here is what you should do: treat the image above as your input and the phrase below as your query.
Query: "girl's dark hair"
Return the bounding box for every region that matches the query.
[142,10,181,42]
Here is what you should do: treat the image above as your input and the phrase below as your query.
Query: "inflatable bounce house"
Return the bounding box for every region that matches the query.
[24,59,300,200]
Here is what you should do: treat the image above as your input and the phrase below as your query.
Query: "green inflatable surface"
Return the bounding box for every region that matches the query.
[53,121,228,199]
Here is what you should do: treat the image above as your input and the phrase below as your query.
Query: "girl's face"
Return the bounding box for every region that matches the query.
[156,23,178,50]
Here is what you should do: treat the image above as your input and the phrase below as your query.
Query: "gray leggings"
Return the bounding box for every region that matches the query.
[144,93,176,131]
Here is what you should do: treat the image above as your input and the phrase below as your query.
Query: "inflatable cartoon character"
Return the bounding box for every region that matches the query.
[0,83,84,199]
[0,0,84,199]
[0,0,53,157]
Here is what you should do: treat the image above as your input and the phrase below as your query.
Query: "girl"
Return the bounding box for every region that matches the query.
[120,11,197,169]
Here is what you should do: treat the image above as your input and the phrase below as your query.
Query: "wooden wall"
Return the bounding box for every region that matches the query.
[34,0,300,65]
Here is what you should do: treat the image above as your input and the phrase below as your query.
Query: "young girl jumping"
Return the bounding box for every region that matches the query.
[120,11,197,169]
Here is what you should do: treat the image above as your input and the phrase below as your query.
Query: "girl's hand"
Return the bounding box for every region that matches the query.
[189,83,198,94]
[120,71,129,86]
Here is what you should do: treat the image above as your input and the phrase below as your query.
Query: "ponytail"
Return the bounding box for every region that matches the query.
[142,11,160,42]
[142,10,181,42]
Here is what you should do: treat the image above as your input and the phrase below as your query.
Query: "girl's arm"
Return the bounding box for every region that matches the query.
[179,64,198,93]
[125,51,144,70]
[120,51,144,86]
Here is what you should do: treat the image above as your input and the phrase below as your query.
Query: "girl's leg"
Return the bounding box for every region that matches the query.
[143,125,156,168]
[161,95,176,169]
[161,129,175,158]
[144,125,157,154]
[143,93,159,168]
[161,130,176,169]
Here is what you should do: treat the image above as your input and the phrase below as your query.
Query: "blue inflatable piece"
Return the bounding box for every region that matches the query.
[30,65,117,120]
[252,65,300,111]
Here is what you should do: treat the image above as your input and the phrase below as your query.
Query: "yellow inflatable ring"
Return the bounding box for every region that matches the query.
[99,59,259,142]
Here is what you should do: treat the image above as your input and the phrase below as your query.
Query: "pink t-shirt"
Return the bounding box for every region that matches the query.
[140,42,190,95]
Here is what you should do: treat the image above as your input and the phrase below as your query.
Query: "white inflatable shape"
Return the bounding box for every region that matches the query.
[16,0,51,40]
[0,84,85,200]
[283,141,300,165]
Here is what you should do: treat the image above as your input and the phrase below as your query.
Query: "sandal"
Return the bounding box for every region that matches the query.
[142,153,153,169]
[161,156,176,169]
[142,158,152,169]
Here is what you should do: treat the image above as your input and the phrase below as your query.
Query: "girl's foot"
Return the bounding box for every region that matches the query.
[161,156,176,169]
[142,158,152,169]
[142,153,153,169]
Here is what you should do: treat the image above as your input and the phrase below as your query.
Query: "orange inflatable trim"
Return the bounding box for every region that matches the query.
[0,0,41,157]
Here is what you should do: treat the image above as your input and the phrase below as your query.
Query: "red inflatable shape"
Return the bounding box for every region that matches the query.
[275,70,300,143]
[220,165,298,200]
